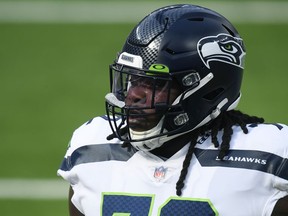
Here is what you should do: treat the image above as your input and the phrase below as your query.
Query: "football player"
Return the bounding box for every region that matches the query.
[58,4,288,216]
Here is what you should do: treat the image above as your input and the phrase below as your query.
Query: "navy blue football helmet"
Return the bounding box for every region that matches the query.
[105,4,245,151]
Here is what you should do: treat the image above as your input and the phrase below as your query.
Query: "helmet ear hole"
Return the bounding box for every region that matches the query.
[203,88,224,101]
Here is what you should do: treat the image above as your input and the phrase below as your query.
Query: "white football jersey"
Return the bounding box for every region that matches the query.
[58,116,288,216]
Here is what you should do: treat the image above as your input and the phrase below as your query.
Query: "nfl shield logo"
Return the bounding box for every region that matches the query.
[154,166,168,180]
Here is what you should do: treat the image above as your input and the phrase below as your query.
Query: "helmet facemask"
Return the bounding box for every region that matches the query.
[105,61,196,151]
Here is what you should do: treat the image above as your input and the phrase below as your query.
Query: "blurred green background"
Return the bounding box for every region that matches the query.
[0,0,287,215]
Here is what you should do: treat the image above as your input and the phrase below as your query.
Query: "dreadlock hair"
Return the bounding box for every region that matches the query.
[175,110,264,196]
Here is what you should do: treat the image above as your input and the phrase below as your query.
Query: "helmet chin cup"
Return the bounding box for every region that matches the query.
[129,118,166,151]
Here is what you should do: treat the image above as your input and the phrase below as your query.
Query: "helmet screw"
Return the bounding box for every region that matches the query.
[174,113,189,126]
[182,73,200,87]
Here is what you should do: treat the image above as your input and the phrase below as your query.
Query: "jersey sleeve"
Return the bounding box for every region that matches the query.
[57,115,120,185]
[57,116,122,213]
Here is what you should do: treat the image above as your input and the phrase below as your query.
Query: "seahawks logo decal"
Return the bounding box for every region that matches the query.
[197,33,246,69]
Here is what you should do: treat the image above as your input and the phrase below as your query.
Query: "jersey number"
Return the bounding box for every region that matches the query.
[101,193,218,216]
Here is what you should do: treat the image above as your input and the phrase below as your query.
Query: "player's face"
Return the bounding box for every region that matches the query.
[125,75,180,131]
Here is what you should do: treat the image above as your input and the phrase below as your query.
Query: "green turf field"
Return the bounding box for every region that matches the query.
[0,1,288,215]
[0,199,68,215]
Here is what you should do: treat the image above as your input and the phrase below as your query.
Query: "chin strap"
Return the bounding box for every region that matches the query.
[195,98,228,129]
[129,117,166,151]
